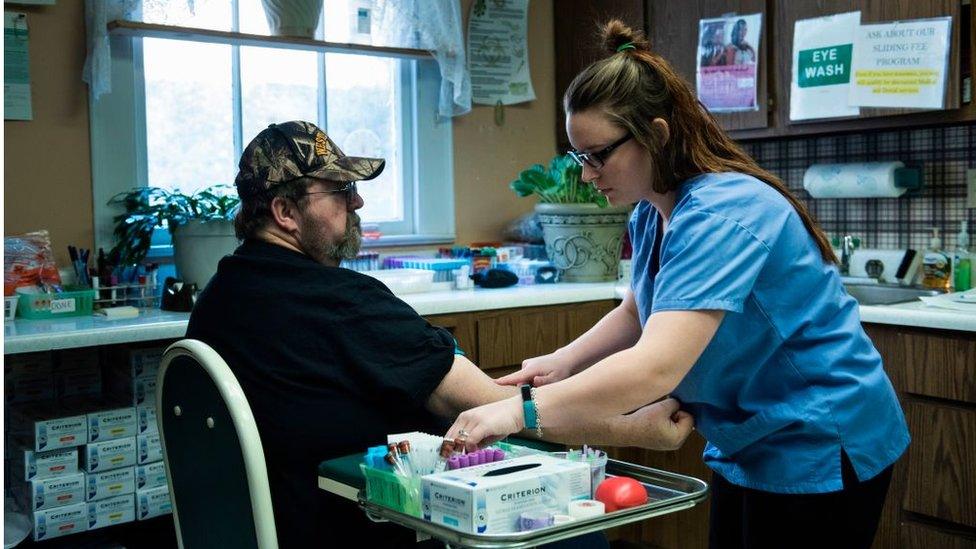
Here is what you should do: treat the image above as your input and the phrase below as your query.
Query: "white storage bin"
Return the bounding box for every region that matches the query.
[362,269,434,294]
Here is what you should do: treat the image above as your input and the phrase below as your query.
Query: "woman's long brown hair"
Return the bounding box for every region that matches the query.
[565,20,837,264]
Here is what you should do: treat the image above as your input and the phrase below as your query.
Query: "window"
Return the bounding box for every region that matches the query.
[91,0,454,256]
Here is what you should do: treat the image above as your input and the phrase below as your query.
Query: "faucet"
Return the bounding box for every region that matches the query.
[840,235,855,276]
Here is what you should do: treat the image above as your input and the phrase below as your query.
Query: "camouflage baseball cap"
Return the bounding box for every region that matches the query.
[234,120,385,198]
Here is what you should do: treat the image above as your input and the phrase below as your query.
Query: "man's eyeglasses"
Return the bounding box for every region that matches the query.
[303,181,358,206]
[568,133,633,169]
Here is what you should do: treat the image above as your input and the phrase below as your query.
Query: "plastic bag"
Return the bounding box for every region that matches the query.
[4,230,62,295]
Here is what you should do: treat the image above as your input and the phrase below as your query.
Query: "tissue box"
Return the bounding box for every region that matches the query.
[111,346,165,379]
[87,493,135,530]
[105,374,157,407]
[82,437,137,473]
[87,407,137,443]
[26,472,86,511]
[136,404,158,434]
[14,446,79,481]
[136,461,168,490]
[422,454,590,534]
[10,407,88,452]
[86,466,135,502]
[137,433,162,464]
[32,502,87,541]
[137,485,172,520]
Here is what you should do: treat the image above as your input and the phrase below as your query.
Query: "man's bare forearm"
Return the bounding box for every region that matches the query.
[427,355,518,418]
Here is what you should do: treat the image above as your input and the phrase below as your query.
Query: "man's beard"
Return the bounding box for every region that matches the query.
[299,212,362,266]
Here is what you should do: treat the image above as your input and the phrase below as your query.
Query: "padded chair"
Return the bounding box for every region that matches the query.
[157,339,278,549]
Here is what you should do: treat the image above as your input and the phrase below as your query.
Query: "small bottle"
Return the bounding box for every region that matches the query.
[953,220,971,291]
[922,228,952,290]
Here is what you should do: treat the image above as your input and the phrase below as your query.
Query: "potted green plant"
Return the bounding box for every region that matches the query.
[108,185,241,287]
[510,154,631,282]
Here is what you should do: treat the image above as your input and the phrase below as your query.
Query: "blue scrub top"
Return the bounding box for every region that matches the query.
[630,172,909,494]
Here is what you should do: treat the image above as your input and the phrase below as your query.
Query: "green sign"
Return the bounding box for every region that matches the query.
[797,44,853,88]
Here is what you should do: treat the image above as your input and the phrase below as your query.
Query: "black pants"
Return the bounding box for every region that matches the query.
[708,451,893,549]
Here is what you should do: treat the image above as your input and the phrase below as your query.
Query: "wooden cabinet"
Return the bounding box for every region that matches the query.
[553,1,646,153]
[604,435,713,548]
[428,300,616,378]
[555,1,974,141]
[863,324,976,549]
[427,307,976,548]
[902,401,975,529]
[647,0,771,131]
[759,0,974,139]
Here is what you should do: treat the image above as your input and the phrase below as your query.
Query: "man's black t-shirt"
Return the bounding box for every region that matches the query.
[186,239,454,547]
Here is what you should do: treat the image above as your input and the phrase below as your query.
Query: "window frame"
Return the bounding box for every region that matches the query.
[91,32,454,258]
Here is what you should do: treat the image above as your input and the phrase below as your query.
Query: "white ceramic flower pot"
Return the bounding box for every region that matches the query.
[171,219,239,289]
[534,203,632,282]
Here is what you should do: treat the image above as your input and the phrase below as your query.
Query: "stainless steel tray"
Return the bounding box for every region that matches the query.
[359,458,709,548]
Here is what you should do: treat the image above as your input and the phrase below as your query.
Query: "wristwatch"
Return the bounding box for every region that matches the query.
[520,383,538,430]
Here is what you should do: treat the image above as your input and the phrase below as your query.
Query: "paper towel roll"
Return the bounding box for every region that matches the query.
[803,162,909,198]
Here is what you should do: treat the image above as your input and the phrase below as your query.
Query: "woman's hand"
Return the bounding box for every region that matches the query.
[495,352,575,387]
[619,398,695,450]
[445,396,524,451]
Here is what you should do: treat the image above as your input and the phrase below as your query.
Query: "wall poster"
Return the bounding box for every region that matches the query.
[696,13,762,112]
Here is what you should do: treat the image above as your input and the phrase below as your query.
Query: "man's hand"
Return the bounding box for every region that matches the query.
[495,352,575,387]
[616,398,695,451]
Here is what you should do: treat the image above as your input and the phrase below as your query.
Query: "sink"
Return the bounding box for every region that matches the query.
[843,284,941,305]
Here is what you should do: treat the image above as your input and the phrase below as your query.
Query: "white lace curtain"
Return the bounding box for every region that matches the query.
[83,0,471,118]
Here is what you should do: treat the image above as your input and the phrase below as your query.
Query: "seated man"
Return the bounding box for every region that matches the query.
[186,121,694,547]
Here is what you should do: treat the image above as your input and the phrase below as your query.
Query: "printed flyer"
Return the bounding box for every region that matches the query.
[696,13,762,112]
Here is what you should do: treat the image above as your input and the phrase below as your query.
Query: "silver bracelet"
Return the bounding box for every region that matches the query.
[530,387,543,438]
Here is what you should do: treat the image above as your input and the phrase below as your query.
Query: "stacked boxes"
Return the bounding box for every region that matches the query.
[135,461,168,490]
[86,466,136,502]
[137,485,172,520]
[14,447,79,481]
[82,436,138,473]
[10,406,89,452]
[88,493,136,530]
[55,349,102,400]
[32,502,88,541]
[106,346,170,521]
[88,406,138,443]
[138,432,162,465]
[5,345,171,542]
[26,473,86,511]
[5,353,55,404]
[105,346,163,407]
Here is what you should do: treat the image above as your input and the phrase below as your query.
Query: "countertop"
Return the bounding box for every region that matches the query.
[4,282,973,355]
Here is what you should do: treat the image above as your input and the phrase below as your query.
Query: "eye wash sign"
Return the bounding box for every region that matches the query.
[798,45,853,87]
[790,11,861,120]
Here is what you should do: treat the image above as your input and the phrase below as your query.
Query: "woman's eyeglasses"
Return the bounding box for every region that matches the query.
[568,133,633,169]
[303,181,358,206]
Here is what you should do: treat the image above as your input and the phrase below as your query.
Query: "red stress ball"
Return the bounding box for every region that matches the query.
[594,476,648,512]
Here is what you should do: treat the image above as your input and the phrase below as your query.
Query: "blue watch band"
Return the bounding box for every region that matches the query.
[520,384,537,430]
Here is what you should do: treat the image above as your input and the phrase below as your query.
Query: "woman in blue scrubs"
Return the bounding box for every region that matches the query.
[448,21,909,549]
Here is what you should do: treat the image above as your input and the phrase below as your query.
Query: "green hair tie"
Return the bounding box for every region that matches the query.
[616,42,636,53]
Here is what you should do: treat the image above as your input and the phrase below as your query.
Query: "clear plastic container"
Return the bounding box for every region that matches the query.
[551,450,608,498]
[360,464,421,517]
